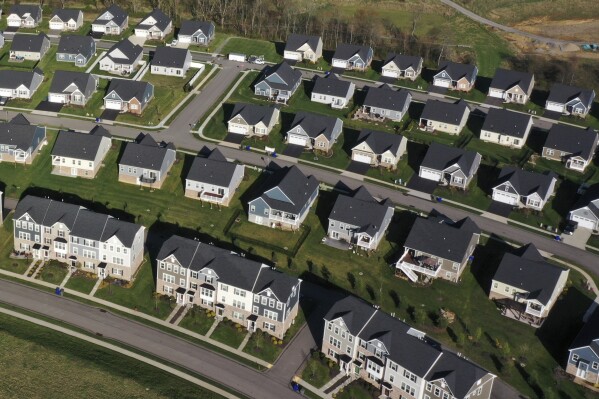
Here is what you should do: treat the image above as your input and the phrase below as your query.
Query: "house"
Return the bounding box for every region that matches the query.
[491,167,557,211]
[10,33,51,61]
[134,8,172,40]
[433,61,478,92]
[283,34,323,63]
[7,4,42,28]
[286,112,343,153]
[568,184,599,231]
[489,244,568,326]
[48,71,98,106]
[351,129,406,170]
[0,115,46,164]
[227,103,280,137]
[488,68,535,104]
[104,79,154,115]
[248,165,319,230]
[361,84,411,122]
[419,99,470,134]
[322,296,497,399]
[56,35,96,67]
[177,20,215,45]
[328,186,394,251]
[118,134,176,189]
[185,148,245,206]
[419,142,481,190]
[480,108,533,148]
[395,212,480,283]
[331,44,373,71]
[542,124,598,172]
[567,308,599,385]
[51,126,112,178]
[99,39,144,75]
[0,69,44,99]
[49,9,83,31]
[381,53,423,81]
[13,196,145,281]
[310,74,355,109]
[254,62,302,103]
[91,4,128,35]
[156,235,301,339]
[546,84,596,118]
[151,47,191,77]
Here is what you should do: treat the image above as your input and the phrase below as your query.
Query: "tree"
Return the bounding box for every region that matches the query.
[473,327,482,343]
[347,272,356,290]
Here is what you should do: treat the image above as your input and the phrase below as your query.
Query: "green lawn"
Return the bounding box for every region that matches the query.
[300,351,339,388]
[59,78,109,118]
[229,218,305,253]
[210,319,247,348]
[242,330,284,363]
[179,306,216,336]
[336,380,378,399]
[219,37,282,63]
[36,260,69,286]
[0,218,30,274]
[64,271,98,294]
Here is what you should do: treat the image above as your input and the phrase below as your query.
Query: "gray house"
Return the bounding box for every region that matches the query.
[51,126,112,178]
[310,74,355,109]
[99,39,144,75]
[285,112,343,153]
[328,186,394,251]
[0,114,46,164]
[396,212,480,283]
[185,148,245,206]
[156,235,301,339]
[433,61,478,92]
[227,103,280,137]
[57,35,96,67]
[488,68,535,105]
[0,69,44,99]
[118,134,176,189]
[381,53,423,80]
[351,129,407,170]
[248,165,319,230]
[361,84,411,122]
[331,44,373,71]
[546,84,596,117]
[178,20,215,45]
[542,125,598,172]
[91,4,128,35]
[491,167,557,211]
[10,33,50,61]
[419,142,481,190]
[7,4,42,28]
[104,79,154,115]
[151,46,192,77]
[49,9,84,31]
[254,62,302,103]
[568,184,599,231]
[48,71,98,106]
[567,308,599,384]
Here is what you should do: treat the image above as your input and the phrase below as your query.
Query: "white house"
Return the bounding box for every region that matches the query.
[310,74,355,109]
[151,47,191,77]
[49,9,84,31]
[492,167,557,211]
[134,9,172,40]
[480,108,533,149]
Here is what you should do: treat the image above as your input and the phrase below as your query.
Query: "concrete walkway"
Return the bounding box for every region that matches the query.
[59,268,73,289]
[172,305,190,326]
[30,261,45,279]
[293,376,332,399]
[85,51,106,73]
[166,304,182,323]
[205,319,220,338]
[238,331,252,351]
[0,306,238,399]
[89,278,103,296]
[321,372,347,392]
[23,260,38,277]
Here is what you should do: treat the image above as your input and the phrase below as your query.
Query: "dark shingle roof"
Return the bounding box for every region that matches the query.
[186,148,241,187]
[333,44,372,61]
[152,46,189,68]
[0,121,40,151]
[437,61,477,82]
[570,308,599,350]
[420,142,480,177]
[571,183,599,215]
[106,79,152,102]
[329,186,393,236]
[9,4,42,20]
[420,99,469,125]
[543,124,598,160]
[403,214,480,263]
[383,53,422,70]
[119,134,175,170]
[425,351,490,398]
[57,34,94,55]
[285,33,321,52]
[11,113,30,125]
[481,108,532,138]
[178,20,214,36]
[363,84,411,112]
[493,244,566,305]
[105,39,143,65]
[288,112,341,141]
[51,9,81,22]
[496,167,556,197]
[51,128,111,161]
[489,68,534,92]
[355,129,404,156]
[0,70,42,90]
[253,267,299,301]
[93,5,128,26]
[257,62,302,91]
[323,296,377,335]
[137,8,171,31]
[49,71,96,97]
[11,33,49,52]
[312,74,353,98]
[547,84,595,106]
[254,165,319,215]
[229,103,278,126]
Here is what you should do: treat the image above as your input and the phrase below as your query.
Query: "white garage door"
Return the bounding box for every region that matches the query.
[433,79,450,88]
[353,153,372,164]
[572,215,596,230]
[332,60,347,69]
[0,88,13,97]
[382,70,399,79]
[229,125,248,135]
[105,100,122,110]
[546,102,564,113]
[284,52,302,61]
[49,22,64,30]
[493,191,518,205]
[48,93,67,104]
[420,169,442,181]
[288,135,307,146]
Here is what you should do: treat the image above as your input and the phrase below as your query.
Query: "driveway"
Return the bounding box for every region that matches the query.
[36,101,64,112]
[487,201,514,218]
[562,228,592,250]
[346,161,370,175]
[282,144,304,158]
[128,35,147,46]
[406,177,438,194]
[100,109,120,121]
[223,133,244,144]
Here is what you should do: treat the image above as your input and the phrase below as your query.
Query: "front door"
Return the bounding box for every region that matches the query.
[576,363,588,378]
[176,293,184,304]
[247,320,255,332]
[99,268,106,278]
[71,167,78,176]
[331,231,339,239]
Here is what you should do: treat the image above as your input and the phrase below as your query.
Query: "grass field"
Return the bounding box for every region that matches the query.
[179,306,216,335]
[36,260,69,286]
[219,37,282,63]
[210,319,247,348]
[64,271,98,294]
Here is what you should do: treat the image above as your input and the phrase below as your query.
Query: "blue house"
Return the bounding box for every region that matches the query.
[567,309,599,385]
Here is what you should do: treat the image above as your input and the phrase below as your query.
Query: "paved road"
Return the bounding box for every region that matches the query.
[0,279,297,399]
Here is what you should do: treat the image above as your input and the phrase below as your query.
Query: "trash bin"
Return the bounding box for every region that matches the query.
[55,287,61,295]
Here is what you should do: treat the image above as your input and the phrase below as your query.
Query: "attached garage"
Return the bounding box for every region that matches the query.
[49,22,65,30]
[571,215,597,230]
[0,88,13,97]
[288,135,307,146]
[332,59,348,69]
[382,69,399,78]
[420,168,442,182]
[48,93,68,104]
[433,78,450,88]
[284,51,302,61]
[105,99,122,110]
[228,124,248,135]
[546,102,565,113]
[493,191,518,206]
[352,153,372,164]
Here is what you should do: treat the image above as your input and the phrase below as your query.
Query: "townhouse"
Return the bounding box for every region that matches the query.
[14,196,145,281]
[491,167,557,211]
[118,134,176,189]
[479,108,533,148]
[542,124,598,172]
[283,34,323,63]
[0,115,46,164]
[51,126,112,178]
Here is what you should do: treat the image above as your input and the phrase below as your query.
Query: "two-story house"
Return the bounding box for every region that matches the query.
[480,108,533,148]
[328,186,394,251]
[99,39,144,75]
[0,114,46,164]
[134,8,172,40]
[568,184,599,231]
[49,9,83,31]
[419,99,470,134]
[156,235,301,339]
[310,74,355,109]
[151,46,192,77]
[0,69,44,99]
[10,33,51,61]
[185,148,245,206]
[419,142,481,190]
[351,129,407,170]
[103,79,154,115]
[488,68,535,104]
[395,212,480,283]
[491,167,557,211]
[361,84,411,122]
[227,103,280,137]
[14,195,145,281]
[7,4,42,28]
[381,53,423,81]
[542,124,598,172]
[56,35,96,67]
[567,308,599,385]
[177,20,215,45]
[283,34,323,63]
[254,62,302,103]
[91,5,128,35]
[118,134,176,188]
[432,61,478,92]
[489,243,569,327]
[48,71,98,106]
[331,44,373,71]
[286,112,343,153]
[51,126,111,178]
[546,84,595,118]
[248,165,319,230]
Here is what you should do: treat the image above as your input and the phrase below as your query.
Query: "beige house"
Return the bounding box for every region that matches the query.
[283,34,323,62]
[351,129,406,170]
[227,103,280,137]
[419,99,470,135]
[488,69,534,105]
[51,127,112,179]
[480,108,533,149]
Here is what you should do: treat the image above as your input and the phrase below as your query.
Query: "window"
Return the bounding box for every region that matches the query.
[504,286,510,293]
[269,299,275,308]
[159,261,165,269]
[163,274,175,284]
[513,139,520,145]
[327,322,332,331]
[15,220,21,228]
[434,387,441,396]
[390,362,398,372]
[493,282,498,289]
[254,296,259,303]
[261,297,267,305]
[264,309,277,321]
[253,306,259,314]
[276,302,282,310]
[250,205,255,212]
[546,149,554,156]
[191,271,198,279]
[329,336,341,349]
[592,362,599,370]
[426,383,432,392]
[443,392,449,399]
[389,375,394,383]
[403,370,417,382]
[476,387,483,395]
[572,354,579,361]
[346,345,351,355]
[221,284,228,292]
[180,278,185,287]
[263,322,275,331]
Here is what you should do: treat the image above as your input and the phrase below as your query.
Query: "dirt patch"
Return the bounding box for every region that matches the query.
[513,18,599,42]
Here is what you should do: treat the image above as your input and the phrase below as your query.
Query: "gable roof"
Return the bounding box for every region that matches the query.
[106,79,153,102]
[186,148,240,187]
[9,4,42,20]
[11,113,31,125]
[420,99,469,125]
[570,308,599,351]
[253,165,319,215]
[105,39,143,65]
[543,124,598,160]
[329,186,393,236]
[152,46,190,69]
[51,128,111,161]
[355,129,404,155]
[258,62,302,90]
[363,84,411,112]
[93,4,128,26]
[119,133,175,170]
[547,83,595,107]
[229,103,278,126]
[49,71,97,97]
[57,34,94,55]
[436,61,477,82]
[178,20,214,36]
[495,167,556,198]
[383,53,422,70]
[288,112,341,141]
[425,351,490,398]
[253,266,299,300]
[0,120,41,151]
[493,244,566,305]
[571,183,599,216]
[51,8,81,22]
[11,33,49,52]
[403,213,480,263]
[489,68,534,92]
[333,43,372,61]
[481,108,532,138]
[420,142,480,177]
[137,8,171,31]
[285,33,321,52]
[312,74,353,98]
[323,296,377,335]
[0,69,43,90]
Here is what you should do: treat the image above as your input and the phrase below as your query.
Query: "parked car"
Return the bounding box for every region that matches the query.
[248,55,264,64]
[563,220,578,235]
[0,97,8,106]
